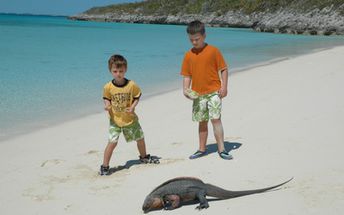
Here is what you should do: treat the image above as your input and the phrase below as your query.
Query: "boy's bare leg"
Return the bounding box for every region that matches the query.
[199,121,208,152]
[136,138,147,158]
[103,142,117,166]
[211,119,225,152]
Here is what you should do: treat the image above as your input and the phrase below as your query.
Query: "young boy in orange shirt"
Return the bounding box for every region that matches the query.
[181,20,233,160]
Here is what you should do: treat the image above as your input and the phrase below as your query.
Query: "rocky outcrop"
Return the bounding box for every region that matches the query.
[69,6,344,36]
[252,7,344,35]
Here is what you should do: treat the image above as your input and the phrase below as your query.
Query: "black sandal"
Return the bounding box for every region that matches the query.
[139,154,160,164]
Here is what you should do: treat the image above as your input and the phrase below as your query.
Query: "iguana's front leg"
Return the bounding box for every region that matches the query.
[163,195,181,210]
[195,190,209,210]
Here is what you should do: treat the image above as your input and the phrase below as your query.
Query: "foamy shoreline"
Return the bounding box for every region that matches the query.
[0,46,343,215]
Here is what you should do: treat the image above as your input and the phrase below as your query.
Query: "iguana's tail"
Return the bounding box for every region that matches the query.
[205,178,293,199]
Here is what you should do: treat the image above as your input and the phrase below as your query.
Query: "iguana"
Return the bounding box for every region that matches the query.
[142,177,292,213]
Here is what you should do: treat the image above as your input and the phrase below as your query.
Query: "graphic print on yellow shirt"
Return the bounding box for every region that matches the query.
[103,79,141,127]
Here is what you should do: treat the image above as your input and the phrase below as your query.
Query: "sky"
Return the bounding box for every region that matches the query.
[0,0,139,16]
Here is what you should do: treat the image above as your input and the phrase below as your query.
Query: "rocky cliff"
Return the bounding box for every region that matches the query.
[68,1,344,36]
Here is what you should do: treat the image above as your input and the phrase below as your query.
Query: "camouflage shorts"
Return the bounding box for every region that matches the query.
[108,120,144,143]
[192,92,222,122]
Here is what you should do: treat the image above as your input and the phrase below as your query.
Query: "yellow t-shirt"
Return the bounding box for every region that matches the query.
[181,44,227,95]
[103,79,142,127]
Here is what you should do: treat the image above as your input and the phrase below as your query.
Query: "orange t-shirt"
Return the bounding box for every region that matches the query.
[180,44,227,95]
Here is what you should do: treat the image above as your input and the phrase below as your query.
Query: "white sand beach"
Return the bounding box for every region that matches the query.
[0,46,343,215]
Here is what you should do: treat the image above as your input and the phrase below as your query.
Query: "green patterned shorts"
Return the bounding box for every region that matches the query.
[192,92,222,122]
[108,120,144,143]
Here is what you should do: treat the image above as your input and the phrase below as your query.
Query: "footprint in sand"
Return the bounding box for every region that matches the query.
[40,159,65,167]
[171,142,183,146]
[87,150,99,155]
[85,150,102,159]
[22,182,55,201]
[23,166,97,202]
[74,164,100,179]
[156,158,184,165]
[64,204,73,211]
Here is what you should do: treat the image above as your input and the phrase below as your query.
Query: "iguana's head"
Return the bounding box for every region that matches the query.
[142,195,164,213]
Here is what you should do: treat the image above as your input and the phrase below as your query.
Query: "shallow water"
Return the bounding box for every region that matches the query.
[0,14,343,140]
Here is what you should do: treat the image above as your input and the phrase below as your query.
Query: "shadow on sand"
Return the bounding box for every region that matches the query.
[206,141,242,154]
[108,155,161,175]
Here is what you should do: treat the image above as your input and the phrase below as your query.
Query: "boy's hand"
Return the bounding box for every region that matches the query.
[183,88,196,100]
[104,105,112,111]
[218,87,228,98]
[126,106,135,113]
[183,90,192,100]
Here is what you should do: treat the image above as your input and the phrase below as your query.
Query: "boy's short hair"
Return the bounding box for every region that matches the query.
[186,20,205,35]
[108,54,127,70]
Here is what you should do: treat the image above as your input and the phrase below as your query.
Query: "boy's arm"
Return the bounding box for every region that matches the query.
[104,99,112,111]
[183,76,192,99]
[127,98,139,113]
[218,68,228,98]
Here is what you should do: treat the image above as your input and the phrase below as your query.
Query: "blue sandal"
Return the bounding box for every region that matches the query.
[189,150,207,159]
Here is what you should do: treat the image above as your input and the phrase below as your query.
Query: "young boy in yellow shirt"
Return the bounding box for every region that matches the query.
[181,20,233,160]
[100,54,158,175]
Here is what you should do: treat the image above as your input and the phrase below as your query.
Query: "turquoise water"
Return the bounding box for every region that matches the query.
[0,14,343,140]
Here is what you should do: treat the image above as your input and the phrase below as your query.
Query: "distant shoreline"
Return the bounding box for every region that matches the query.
[0,12,67,18]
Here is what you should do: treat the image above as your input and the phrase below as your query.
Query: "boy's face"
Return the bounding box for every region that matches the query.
[110,65,127,81]
[188,33,206,49]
